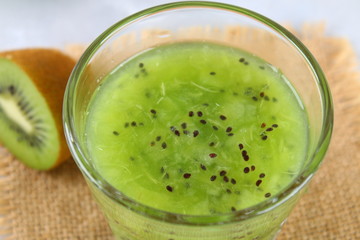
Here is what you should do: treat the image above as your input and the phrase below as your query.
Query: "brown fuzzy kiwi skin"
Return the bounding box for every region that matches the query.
[0,49,76,170]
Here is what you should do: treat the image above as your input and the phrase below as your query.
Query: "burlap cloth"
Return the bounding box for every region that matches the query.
[0,24,359,239]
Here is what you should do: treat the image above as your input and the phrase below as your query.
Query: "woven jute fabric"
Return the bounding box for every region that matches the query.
[0,25,359,240]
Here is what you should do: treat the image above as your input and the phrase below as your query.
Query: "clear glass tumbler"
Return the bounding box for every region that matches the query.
[63,2,333,240]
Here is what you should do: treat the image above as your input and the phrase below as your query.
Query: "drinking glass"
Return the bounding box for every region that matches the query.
[63,2,333,239]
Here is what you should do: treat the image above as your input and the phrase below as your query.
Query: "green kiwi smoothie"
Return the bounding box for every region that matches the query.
[85,42,308,216]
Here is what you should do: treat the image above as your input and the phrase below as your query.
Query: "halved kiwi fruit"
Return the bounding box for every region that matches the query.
[0,49,75,170]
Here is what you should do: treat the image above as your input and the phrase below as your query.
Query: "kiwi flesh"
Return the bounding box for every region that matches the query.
[0,49,75,170]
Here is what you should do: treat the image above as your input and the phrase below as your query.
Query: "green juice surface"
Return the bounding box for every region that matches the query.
[85,42,308,215]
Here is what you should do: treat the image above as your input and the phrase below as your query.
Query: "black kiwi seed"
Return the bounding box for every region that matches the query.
[265,193,271,198]
[210,175,217,181]
[220,170,227,176]
[239,58,245,62]
[17,99,24,107]
[24,107,33,116]
[34,126,45,132]
[200,164,207,170]
[223,176,229,182]
[231,207,236,212]
[213,125,218,130]
[19,101,29,111]
[150,109,156,114]
[112,131,119,136]
[174,130,180,136]
[131,121,137,127]
[256,180,262,187]
[210,72,216,75]
[261,123,266,128]
[19,99,30,112]
[227,133,234,136]
[219,115,227,120]
[197,111,203,117]
[8,85,15,95]
[259,173,266,178]
[189,111,194,117]
[150,141,155,146]
[209,153,217,158]
[170,126,176,132]
[261,135,268,140]
[124,122,129,128]
[226,189,232,194]
[226,127,232,132]
[231,178,237,185]
[31,138,41,147]
[238,144,244,150]
[272,124,278,128]
[193,130,199,137]
[156,136,161,141]
[200,119,207,124]
[209,142,215,147]
[252,96,258,101]
[166,185,173,192]
[139,63,144,68]
[181,122,187,129]
[244,87,253,96]
[161,142,167,149]
[183,173,191,179]
[243,167,250,173]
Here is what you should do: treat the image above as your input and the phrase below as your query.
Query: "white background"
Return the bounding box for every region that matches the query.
[0,0,359,61]
[0,0,359,238]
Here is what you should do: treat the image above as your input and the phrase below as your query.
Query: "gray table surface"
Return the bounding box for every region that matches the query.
[0,0,359,239]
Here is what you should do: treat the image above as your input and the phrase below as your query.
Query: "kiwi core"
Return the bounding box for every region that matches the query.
[0,94,34,133]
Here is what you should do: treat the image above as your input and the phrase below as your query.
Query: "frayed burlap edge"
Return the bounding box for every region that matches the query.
[0,149,15,238]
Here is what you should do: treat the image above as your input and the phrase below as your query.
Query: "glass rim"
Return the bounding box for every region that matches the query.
[63,1,333,226]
